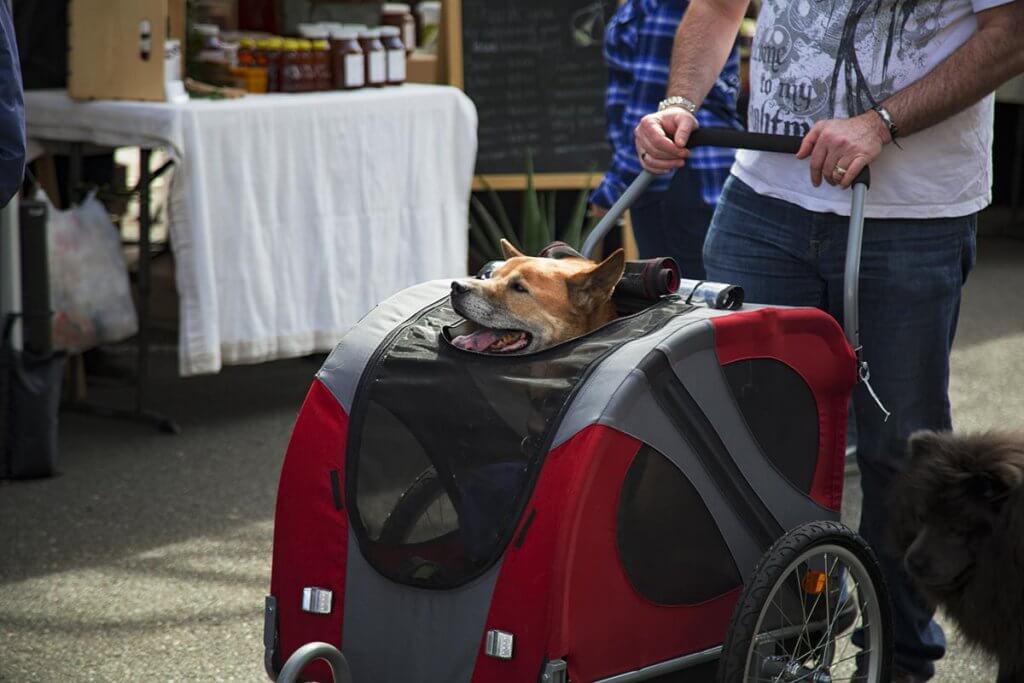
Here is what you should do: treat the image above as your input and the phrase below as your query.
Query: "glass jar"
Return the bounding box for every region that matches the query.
[358,29,387,88]
[258,38,283,93]
[280,39,303,93]
[296,39,316,92]
[313,39,332,91]
[330,27,365,90]
[381,3,416,54]
[379,26,406,86]
[416,2,441,54]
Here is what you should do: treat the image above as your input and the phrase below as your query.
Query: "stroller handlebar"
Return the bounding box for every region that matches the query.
[580,127,869,366]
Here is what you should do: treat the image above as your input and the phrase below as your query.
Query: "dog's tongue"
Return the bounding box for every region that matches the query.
[452,329,500,352]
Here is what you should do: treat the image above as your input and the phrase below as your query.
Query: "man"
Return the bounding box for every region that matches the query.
[0,0,24,207]
[634,0,1024,679]
[591,0,740,278]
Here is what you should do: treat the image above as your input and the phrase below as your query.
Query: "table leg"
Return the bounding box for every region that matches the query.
[68,142,82,206]
[64,146,180,434]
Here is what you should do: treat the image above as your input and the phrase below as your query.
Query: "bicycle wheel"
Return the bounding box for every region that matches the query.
[378,466,454,544]
[717,520,893,683]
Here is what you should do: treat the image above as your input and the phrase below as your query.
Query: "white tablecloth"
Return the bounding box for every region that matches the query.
[26,86,477,375]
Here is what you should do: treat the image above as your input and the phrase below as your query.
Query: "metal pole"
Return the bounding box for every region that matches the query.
[581,170,656,259]
[0,194,20,350]
[136,148,152,413]
[843,183,867,353]
[277,642,353,683]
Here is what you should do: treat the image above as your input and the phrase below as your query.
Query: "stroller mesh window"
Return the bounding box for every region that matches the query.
[617,445,741,605]
[722,359,819,494]
[347,298,689,589]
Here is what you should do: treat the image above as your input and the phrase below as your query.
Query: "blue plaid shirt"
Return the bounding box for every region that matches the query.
[592,0,741,209]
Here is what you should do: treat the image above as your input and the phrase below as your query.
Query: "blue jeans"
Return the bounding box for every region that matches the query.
[630,166,714,280]
[704,175,977,680]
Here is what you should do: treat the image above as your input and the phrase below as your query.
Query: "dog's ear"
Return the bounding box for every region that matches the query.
[500,239,526,260]
[968,454,1024,504]
[568,249,626,311]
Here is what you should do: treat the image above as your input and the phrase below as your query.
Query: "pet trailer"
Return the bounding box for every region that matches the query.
[264,130,894,683]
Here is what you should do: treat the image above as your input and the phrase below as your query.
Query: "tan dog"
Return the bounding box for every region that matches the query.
[450,239,625,354]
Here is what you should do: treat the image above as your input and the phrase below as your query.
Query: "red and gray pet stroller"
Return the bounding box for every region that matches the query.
[265,131,894,683]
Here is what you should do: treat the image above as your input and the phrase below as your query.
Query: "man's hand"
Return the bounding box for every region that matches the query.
[796,112,890,189]
[634,108,698,174]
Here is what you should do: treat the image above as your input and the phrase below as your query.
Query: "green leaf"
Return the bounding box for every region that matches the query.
[521,151,545,256]
[545,190,556,247]
[562,178,594,249]
[478,176,518,247]
[470,195,508,259]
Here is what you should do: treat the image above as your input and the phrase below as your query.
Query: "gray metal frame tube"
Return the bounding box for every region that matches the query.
[844,182,867,353]
[277,642,353,683]
[581,170,655,259]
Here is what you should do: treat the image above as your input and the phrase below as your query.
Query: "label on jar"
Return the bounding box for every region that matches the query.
[387,49,406,82]
[345,53,365,87]
[369,51,386,84]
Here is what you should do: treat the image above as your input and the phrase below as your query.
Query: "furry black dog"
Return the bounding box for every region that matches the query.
[891,430,1024,683]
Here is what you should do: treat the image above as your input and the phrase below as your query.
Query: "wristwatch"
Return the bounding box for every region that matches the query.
[871,105,899,141]
[659,96,698,115]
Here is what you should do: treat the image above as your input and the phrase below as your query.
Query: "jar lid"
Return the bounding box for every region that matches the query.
[239,38,257,48]
[283,39,300,49]
[297,39,313,49]
[379,26,401,38]
[382,3,412,12]
[330,27,360,40]
[313,39,330,50]
[358,28,381,39]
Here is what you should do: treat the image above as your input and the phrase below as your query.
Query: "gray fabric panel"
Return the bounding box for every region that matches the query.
[342,527,502,683]
[552,307,728,449]
[670,346,839,530]
[317,280,451,413]
[592,368,765,578]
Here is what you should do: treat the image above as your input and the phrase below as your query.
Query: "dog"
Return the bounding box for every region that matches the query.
[890,430,1024,682]
[449,239,625,354]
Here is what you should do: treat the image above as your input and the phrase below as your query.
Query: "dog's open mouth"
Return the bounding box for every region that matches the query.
[451,328,532,354]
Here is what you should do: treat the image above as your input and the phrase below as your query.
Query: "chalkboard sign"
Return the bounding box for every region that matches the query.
[448,0,616,188]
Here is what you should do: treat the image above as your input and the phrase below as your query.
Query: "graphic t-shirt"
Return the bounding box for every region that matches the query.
[733,0,1012,218]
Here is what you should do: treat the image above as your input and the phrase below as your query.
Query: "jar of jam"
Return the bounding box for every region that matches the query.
[258,38,283,93]
[358,29,387,88]
[313,39,332,90]
[280,39,303,93]
[297,39,316,91]
[379,27,406,86]
[381,3,416,54]
[330,27,365,90]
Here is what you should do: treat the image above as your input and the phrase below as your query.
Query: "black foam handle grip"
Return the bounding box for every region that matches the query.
[685,128,871,188]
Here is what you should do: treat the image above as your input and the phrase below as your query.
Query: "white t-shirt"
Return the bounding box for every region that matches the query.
[734,0,1012,218]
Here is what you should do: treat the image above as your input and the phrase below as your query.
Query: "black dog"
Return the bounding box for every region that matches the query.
[891,430,1024,683]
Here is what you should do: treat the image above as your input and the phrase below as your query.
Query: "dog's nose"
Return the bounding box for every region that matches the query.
[451,280,470,295]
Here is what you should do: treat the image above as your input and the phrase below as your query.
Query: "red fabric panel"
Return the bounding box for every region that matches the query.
[710,308,857,511]
[269,380,348,683]
[471,426,740,683]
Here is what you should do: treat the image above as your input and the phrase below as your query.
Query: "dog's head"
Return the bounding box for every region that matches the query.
[892,430,1024,595]
[449,239,625,354]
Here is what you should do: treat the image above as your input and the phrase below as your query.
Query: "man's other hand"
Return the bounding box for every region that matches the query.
[796,112,890,189]
[634,108,697,174]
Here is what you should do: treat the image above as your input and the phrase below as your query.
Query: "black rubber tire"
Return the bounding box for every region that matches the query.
[717,520,894,683]
[378,466,447,544]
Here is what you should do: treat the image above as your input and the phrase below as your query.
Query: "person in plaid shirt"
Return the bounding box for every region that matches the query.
[591,0,740,278]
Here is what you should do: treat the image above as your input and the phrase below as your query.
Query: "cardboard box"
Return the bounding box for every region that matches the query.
[406,53,439,85]
[69,0,186,102]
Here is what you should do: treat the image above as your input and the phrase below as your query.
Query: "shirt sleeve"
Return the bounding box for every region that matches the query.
[971,0,1014,12]
[592,0,681,208]
[0,1,25,208]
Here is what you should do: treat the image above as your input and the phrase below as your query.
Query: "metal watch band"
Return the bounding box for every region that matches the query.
[659,96,697,115]
[872,105,899,140]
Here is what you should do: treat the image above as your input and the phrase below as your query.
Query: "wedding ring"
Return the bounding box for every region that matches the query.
[833,164,848,176]
[641,151,649,161]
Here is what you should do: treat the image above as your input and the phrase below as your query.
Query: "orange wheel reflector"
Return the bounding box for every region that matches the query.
[802,570,828,595]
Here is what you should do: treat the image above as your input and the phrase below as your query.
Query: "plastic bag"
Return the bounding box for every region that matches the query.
[43,190,138,352]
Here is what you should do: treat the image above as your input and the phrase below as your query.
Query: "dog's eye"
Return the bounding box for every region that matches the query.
[511,281,529,294]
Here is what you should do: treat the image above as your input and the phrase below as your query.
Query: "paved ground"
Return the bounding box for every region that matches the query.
[1,236,1022,682]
